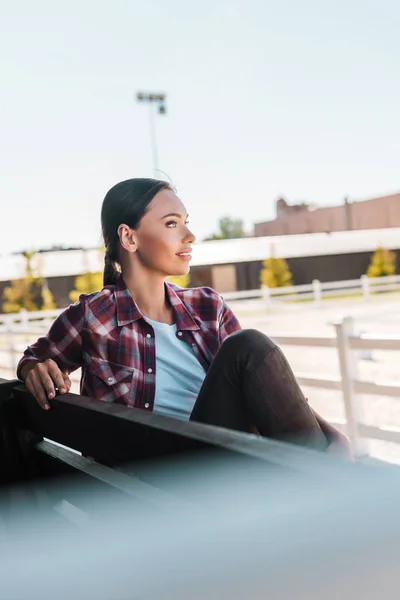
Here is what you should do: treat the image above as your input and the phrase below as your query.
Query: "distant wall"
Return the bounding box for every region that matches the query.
[254,194,400,237]
[1,248,400,309]
[205,249,397,293]
[241,250,399,290]
[190,266,213,288]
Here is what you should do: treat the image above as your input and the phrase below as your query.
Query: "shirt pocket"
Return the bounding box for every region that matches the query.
[86,357,136,405]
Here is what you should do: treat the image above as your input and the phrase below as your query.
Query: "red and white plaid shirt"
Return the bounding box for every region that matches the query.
[17,278,241,411]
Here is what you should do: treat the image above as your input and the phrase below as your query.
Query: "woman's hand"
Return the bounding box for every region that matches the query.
[23,359,71,410]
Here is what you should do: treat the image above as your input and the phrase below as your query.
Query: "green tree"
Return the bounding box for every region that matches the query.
[69,272,103,303]
[2,251,56,313]
[204,216,246,241]
[367,245,396,278]
[3,279,38,313]
[259,257,293,288]
[166,274,190,287]
[40,280,56,310]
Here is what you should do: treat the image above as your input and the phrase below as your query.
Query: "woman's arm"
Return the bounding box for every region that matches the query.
[16,299,86,409]
[17,299,85,380]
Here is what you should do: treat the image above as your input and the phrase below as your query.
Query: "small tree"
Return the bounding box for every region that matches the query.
[367,245,396,278]
[166,274,190,288]
[69,272,103,303]
[204,216,247,241]
[259,257,293,288]
[2,251,56,313]
[41,286,56,310]
[2,279,39,313]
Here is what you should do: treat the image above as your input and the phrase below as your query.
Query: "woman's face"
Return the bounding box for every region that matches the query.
[131,188,196,276]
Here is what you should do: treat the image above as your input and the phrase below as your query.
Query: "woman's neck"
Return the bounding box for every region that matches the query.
[122,270,174,324]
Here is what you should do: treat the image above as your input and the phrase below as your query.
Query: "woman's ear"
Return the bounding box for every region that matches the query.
[117,224,137,254]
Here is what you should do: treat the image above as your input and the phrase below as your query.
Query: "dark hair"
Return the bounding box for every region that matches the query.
[101,178,171,286]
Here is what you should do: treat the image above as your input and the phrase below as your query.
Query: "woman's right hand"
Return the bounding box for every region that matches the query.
[24,359,72,410]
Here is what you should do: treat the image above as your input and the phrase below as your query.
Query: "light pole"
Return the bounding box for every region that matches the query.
[136,92,167,177]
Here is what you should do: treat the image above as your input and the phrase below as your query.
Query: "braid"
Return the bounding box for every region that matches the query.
[103,250,120,286]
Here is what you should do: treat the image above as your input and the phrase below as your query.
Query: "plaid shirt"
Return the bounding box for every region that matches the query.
[17,278,241,411]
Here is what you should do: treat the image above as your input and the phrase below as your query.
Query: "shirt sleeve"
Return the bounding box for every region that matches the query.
[218,299,242,343]
[16,299,86,380]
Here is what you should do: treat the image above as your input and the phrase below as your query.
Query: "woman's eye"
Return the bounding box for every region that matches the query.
[166,219,189,228]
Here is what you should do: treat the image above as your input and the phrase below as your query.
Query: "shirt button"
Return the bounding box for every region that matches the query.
[144,403,150,408]
[107,377,114,383]
[146,333,151,339]
[147,368,153,373]
[192,343,196,347]
[177,331,183,337]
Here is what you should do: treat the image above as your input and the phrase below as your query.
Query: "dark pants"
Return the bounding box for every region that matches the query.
[190,329,328,451]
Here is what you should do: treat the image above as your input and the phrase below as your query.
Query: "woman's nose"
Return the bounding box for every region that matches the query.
[185,227,196,244]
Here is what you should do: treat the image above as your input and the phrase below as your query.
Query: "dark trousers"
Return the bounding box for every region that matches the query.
[190,329,328,451]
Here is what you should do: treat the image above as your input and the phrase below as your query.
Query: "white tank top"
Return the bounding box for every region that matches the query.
[145,317,207,420]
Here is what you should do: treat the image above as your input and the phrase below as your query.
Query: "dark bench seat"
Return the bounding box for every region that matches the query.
[0,377,362,524]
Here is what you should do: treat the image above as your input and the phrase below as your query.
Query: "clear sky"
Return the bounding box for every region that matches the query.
[1,0,399,255]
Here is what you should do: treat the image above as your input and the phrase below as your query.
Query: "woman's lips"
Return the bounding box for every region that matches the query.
[176,252,192,261]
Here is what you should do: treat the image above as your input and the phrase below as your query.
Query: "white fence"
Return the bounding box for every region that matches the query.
[222,274,400,304]
[2,306,400,458]
[271,317,400,458]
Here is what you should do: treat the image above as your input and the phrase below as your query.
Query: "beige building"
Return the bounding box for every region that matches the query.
[2,226,400,304]
[254,193,400,237]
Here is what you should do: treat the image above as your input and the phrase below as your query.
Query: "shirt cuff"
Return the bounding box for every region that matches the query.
[16,356,40,381]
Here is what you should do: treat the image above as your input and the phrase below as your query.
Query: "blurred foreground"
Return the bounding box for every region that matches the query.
[1,450,400,599]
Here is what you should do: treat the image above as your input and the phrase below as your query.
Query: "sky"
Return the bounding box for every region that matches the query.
[0,0,399,255]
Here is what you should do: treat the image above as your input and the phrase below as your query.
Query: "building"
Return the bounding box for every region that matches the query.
[1,228,400,305]
[254,192,400,237]
[188,227,400,292]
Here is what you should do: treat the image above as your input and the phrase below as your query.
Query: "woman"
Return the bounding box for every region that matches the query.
[17,178,351,457]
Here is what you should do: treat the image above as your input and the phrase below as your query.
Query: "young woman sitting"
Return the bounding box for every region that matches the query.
[17,178,351,458]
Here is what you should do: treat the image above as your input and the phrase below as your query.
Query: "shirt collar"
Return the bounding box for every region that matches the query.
[114,277,200,331]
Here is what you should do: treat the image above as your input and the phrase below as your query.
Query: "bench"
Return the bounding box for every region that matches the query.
[0,377,362,525]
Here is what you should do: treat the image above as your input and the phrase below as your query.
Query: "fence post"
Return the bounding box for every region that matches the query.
[312,279,322,305]
[261,285,271,307]
[5,322,18,373]
[360,275,370,301]
[19,308,28,327]
[19,308,31,347]
[334,317,368,458]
